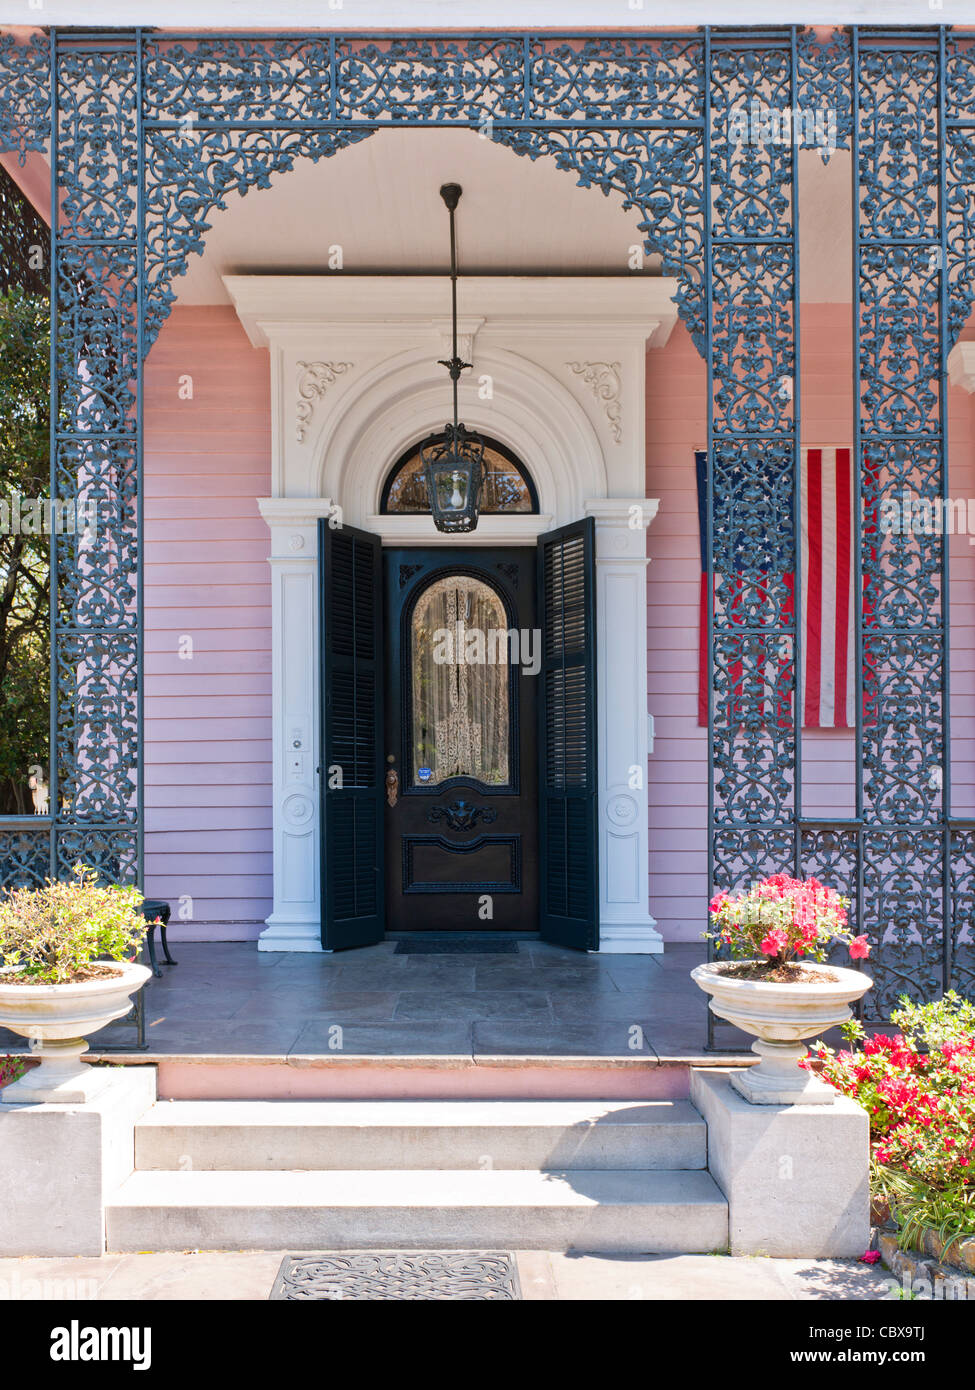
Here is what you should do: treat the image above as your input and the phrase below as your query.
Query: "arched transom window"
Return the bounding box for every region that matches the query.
[382,434,538,515]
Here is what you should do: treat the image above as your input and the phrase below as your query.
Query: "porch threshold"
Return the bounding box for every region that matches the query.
[79,1050,754,1102]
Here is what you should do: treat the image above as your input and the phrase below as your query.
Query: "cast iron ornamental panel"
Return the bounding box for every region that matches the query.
[704,31,807,1046]
[852,30,948,1014]
[706,30,799,903]
[51,33,141,886]
[0,26,971,1028]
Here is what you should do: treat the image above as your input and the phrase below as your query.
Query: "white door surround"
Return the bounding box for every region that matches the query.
[225,274,679,953]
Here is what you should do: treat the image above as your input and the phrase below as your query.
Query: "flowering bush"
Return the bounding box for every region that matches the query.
[810,993,975,1251]
[0,864,147,984]
[707,873,869,966]
[0,1055,25,1088]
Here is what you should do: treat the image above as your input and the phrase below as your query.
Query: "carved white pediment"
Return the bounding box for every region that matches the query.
[223,274,679,505]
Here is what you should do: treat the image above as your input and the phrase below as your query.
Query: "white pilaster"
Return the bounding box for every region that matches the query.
[257,499,337,952]
[585,498,664,954]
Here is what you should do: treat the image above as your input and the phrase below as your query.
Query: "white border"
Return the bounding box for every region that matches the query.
[3,4,968,27]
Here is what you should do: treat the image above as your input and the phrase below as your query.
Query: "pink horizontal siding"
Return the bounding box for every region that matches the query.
[949,327,975,817]
[646,319,708,942]
[143,306,272,937]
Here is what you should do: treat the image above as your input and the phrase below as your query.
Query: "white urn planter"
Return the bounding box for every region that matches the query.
[691,960,873,1105]
[0,962,151,1103]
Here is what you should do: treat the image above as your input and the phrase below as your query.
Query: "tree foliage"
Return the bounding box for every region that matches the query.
[0,287,50,814]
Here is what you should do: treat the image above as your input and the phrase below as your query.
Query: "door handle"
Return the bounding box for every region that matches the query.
[385,768,399,807]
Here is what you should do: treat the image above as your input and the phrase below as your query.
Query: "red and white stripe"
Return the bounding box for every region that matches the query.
[801,447,855,729]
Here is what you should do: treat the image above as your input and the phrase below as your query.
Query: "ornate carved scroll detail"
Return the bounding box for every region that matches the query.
[295,361,353,442]
[566,361,622,443]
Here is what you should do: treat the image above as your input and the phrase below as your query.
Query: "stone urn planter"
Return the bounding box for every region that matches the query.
[691,959,872,1104]
[0,961,151,1103]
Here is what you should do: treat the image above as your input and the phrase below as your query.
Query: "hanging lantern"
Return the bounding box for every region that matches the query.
[420,423,484,533]
[423,183,484,534]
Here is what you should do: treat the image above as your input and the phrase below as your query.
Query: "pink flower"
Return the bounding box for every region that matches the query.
[859,1250,881,1265]
[760,928,788,956]
[849,934,871,960]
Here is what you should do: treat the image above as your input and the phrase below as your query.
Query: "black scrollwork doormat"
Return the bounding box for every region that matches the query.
[269,1252,522,1300]
[394,938,519,954]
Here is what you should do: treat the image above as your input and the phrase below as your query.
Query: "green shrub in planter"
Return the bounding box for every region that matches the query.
[0,864,147,984]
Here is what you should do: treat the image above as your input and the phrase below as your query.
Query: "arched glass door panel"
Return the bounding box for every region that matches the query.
[410,574,510,787]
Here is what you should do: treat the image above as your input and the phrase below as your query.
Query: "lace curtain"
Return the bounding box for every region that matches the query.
[411,576,510,786]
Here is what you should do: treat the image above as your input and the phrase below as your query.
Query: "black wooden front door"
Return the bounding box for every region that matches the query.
[383,548,539,932]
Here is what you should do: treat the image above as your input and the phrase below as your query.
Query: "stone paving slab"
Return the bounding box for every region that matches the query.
[0,1250,894,1301]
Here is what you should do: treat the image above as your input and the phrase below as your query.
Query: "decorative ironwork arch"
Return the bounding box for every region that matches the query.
[0,24,972,1021]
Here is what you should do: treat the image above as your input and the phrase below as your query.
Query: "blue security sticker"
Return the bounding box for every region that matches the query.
[417,767,433,783]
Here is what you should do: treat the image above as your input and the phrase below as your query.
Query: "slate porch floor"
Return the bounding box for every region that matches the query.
[0,940,754,1060]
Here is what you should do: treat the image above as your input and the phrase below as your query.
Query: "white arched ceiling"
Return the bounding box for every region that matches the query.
[172,126,664,306]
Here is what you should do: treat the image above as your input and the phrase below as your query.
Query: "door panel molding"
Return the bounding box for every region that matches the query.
[402,834,522,895]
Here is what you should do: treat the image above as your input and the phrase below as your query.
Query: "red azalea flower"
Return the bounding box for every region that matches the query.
[849,934,871,960]
[760,928,788,956]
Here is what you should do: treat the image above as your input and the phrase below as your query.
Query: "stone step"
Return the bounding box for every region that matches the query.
[106,1168,728,1254]
[134,1099,706,1172]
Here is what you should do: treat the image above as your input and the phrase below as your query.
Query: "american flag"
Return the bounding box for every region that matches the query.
[800,447,855,728]
[697,447,857,730]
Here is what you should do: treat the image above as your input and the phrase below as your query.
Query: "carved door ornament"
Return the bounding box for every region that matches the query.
[427,799,498,833]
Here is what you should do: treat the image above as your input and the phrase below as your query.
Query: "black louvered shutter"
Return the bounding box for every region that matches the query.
[537,517,598,949]
[319,521,384,949]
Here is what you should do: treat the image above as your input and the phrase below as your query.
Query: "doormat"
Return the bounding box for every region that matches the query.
[395,934,520,956]
[269,1251,522,1300]
[394,938,519,954]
